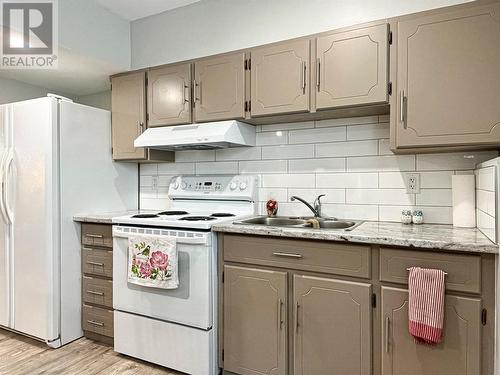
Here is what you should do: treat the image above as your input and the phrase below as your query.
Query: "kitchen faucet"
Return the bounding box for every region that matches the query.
[290,194,326,218]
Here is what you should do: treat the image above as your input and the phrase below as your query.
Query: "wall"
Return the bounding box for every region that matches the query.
[0,77,75,105]
[76,91,111,110]
[475,162,496,241]
[140,115,497,224]
[131,0,473,69]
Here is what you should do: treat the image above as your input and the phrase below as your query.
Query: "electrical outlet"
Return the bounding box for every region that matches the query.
[406,173,420,194]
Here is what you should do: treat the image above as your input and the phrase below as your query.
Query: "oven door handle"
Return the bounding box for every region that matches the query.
[112,228,209,244]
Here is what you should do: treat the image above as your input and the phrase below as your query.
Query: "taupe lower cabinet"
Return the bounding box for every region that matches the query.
[251,39,310,117]
[293,275,372,375]
[223,265,287,375]
[111,72,147,160]
[316,23,389,109]
[381,287,481,375]
[392,3,500,149]
[221,235,494,375]
[147,63,192,126]
[194,53,246,122]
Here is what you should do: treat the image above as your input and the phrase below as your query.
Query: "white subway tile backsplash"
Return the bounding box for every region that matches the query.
[416,189,452,207]
[239,160,288,174]
[262,144,314,160]
[322,204,379,221]
[175,150,216,162]
[216,147,262,161]
[196,161,238,174]
[289,126,346,144]
[316,140,378,158]
[287,189,345,204]
[140,164,157,175]
[346,189,415,205]
[420,171,453,188]
[158,163,195,175]
[347,122,390,140]
[262,174,315,188]
[139,115,473,224]
[256,131,288,146]
[258,188,288,202]
[417,151,498,171]
[316,173,378,189]
[315,116,378,128]
[378,139,392,155]
[347,155,415,172]
[260,121,314,132]
[289,158,345,173]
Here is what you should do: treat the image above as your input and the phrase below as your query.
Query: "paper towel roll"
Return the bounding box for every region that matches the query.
[452,174,476,227]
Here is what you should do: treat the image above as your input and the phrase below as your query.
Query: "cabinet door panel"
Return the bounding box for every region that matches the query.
[224,265,287,375]
[148,64,191,126]
[194,53,245,122]
[317,24,388,109]
[293,274,371,375]
[251,40,310,116]
[381,287,481,375]
[395,4,500,148]
[111,72,146,160]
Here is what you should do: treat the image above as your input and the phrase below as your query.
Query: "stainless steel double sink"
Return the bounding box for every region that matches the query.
[235,216,362,231]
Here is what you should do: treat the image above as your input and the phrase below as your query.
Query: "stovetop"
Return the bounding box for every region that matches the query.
[113,210,249,230]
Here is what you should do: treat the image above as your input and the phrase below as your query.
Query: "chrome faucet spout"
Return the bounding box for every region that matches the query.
[290,195,323,218]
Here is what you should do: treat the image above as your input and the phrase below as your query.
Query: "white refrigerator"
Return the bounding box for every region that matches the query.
[0,96,138,347]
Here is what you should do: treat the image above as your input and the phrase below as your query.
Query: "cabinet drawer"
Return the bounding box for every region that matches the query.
[379,247,481,294]
[82,247,113,278]
[82,223,112,248]
[224,234,371,278]
[82,276,113,308]
[82,304,113,338]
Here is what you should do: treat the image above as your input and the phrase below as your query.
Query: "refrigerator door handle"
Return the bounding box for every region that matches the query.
[0,150,9,224]
[4,149,14,224]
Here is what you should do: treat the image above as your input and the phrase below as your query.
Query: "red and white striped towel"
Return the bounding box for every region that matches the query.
[408,267,446,345]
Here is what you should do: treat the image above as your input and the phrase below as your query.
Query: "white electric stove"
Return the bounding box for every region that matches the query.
[112,175,257,375]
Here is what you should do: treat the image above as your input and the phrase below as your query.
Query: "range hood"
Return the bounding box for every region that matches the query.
[134,120,256,151]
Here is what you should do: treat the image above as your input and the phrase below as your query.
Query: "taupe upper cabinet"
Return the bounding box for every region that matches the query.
[251,39,310,117]
[223,265,287,375]
[148,63,192,126]
[393,3,500,149]
[381,287,481,375]
[111,72,147,160]
[293,274,372,375]
[194,53,246,122]
[316,23,389,109]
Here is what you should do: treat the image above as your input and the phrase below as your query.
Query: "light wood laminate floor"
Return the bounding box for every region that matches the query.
[0,329,184,374]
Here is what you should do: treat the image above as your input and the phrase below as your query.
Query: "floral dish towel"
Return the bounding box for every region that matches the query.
[128,234,179,289]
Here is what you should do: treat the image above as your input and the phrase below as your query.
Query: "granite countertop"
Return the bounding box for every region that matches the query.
[73,210,146,224]
[212,220,498,254]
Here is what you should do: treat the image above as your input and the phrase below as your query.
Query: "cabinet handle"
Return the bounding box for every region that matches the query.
[400,91,407,129]
[193,79,198,102]
[272,252,303,259]
[316,58,321,91]
[85,233,103,239]
[302,61,306,94]
[184,84,189,103]
[278,298,284,330]
[385,316,390,353]
[295,303,300,332]
[87,320,104,327]
[86,290,104,296]
[86,261,104,267]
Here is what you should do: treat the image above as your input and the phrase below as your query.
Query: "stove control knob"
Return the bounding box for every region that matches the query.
[239,182,247,190]
[229,182,237,190]
[181,182,187,190]
[173,181,179,190]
